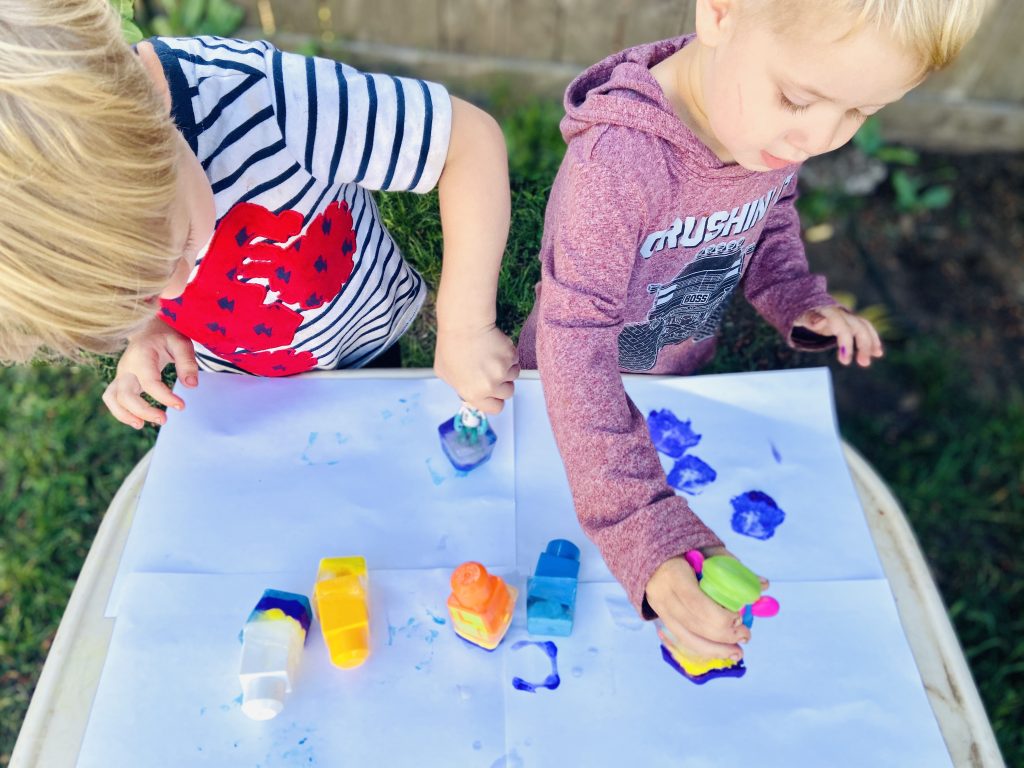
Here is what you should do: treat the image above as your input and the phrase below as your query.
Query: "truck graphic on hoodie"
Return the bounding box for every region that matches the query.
[618,238,755,370]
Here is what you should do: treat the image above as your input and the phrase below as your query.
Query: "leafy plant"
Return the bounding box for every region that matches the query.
[134,0,245,38]
[109,0,143,43]
[854,117,955,215]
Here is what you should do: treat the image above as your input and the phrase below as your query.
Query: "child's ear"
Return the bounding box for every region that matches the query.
[695,0,740,48]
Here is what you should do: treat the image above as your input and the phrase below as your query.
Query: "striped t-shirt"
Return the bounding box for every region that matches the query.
[152,37,452,375]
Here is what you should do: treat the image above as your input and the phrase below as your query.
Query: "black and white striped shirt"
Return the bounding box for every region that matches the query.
[153,37,451,375]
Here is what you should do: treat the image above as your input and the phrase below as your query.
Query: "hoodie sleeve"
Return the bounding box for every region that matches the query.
[742,176,838,350]
[537,160,724,618]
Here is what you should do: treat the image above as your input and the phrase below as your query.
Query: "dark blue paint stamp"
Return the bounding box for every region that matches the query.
[666,455,718,495]
[510,640,560,692]
[647,409,701,458]
[730,490,786,540]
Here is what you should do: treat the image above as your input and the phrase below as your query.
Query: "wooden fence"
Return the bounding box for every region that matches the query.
[234,0,1024,151]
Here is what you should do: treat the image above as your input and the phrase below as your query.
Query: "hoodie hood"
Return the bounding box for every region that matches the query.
[562,35,738,174]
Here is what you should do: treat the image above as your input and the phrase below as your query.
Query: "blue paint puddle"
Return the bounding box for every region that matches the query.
[510,640,560,692]
[730,490,786,540]
[647,409,701,458]
[666,454,717,494]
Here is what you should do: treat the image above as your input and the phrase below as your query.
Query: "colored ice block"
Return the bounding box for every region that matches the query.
[314,556,371,669]
[447,561,517,651]
[437,405,497,471]
[238,589,312,720]
[527,539,581,636]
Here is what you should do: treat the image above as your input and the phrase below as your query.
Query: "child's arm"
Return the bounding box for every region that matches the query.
[433,98,518,414]
[536,158,747,657]
[743,178,883,366]
[102,316,199,429]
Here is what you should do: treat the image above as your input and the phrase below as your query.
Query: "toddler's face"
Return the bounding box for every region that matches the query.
[161,137,217,299]
[700,11,922,171]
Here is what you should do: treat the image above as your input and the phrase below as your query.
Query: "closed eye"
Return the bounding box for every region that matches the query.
[778,91,809,114]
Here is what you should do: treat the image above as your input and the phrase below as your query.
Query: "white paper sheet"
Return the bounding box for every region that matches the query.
[78,573,951,768]
[84,369,949,767]
[107,375,516,615]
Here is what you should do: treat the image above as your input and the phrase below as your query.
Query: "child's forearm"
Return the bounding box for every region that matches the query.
[435,97,510,332]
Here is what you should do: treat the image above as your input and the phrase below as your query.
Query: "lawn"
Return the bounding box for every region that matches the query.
[1,103,1020,765]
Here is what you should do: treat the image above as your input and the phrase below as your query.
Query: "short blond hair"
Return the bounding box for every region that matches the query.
[0,0,180,362]
[755,0,988,73]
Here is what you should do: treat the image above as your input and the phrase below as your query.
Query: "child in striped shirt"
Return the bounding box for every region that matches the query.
[0,0,518,426]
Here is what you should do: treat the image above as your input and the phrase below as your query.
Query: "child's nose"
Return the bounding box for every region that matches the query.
[787,116,843,158]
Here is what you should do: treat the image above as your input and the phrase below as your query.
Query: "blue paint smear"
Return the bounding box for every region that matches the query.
[647,409,701,458]
[510,640,560,692]
[426,609,447,625]
[770,441,783,463]
[666,454,717,494]
[730,490,786,540]
[425,457,445,486]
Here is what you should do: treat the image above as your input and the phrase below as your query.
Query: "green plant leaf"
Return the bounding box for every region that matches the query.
[876,146,920,166]
[918,185,954,210]
[853,117,884,156]
[121,17,144,43]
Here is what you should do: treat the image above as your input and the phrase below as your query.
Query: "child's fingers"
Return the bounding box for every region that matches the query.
[665,586,750,645]
[850,317,876,367]
[833,319,854,366]
[169,334,200,388]
[102,383,146,430]
[118,387,168,425]
[491,380,515,401]
[469,395,504,415]
[659,614,744,663]
[137,372,183,412]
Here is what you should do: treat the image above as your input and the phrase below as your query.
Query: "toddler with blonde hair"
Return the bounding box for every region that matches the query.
[0,0,518,426]
[516,0,987,663]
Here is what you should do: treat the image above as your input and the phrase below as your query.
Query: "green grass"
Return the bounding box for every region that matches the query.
[0,101,1020,766]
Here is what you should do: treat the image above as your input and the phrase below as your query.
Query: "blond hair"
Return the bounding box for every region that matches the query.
[755,0,988,73]
[0,0,180,362]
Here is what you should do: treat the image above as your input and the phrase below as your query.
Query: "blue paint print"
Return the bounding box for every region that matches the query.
[666,454,718,495]
[647,409,701,458]
[510,640,561,692]
[730,490,786,540]
[770,441,783,463]
[301,431,349,466]
[426,608,447,625]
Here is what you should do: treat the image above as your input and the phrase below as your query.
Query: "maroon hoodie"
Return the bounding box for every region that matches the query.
[517,36,836,618]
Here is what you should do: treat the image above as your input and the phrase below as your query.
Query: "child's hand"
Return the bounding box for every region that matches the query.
[794,304,883,366]
[434,323,519,415]
[102,318,199,429]
[645,548,752,662]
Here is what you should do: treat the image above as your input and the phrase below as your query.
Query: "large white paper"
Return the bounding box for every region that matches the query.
[84,369,949,767]
[78,573,950,768]
[107,375,516,615]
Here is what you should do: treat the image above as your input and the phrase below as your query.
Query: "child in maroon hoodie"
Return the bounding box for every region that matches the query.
[517,0,984,663]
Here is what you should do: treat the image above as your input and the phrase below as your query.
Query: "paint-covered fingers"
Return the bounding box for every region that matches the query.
[655,618,745,663]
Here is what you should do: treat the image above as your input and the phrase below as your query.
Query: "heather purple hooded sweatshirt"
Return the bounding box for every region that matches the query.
[517,36,836,618]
